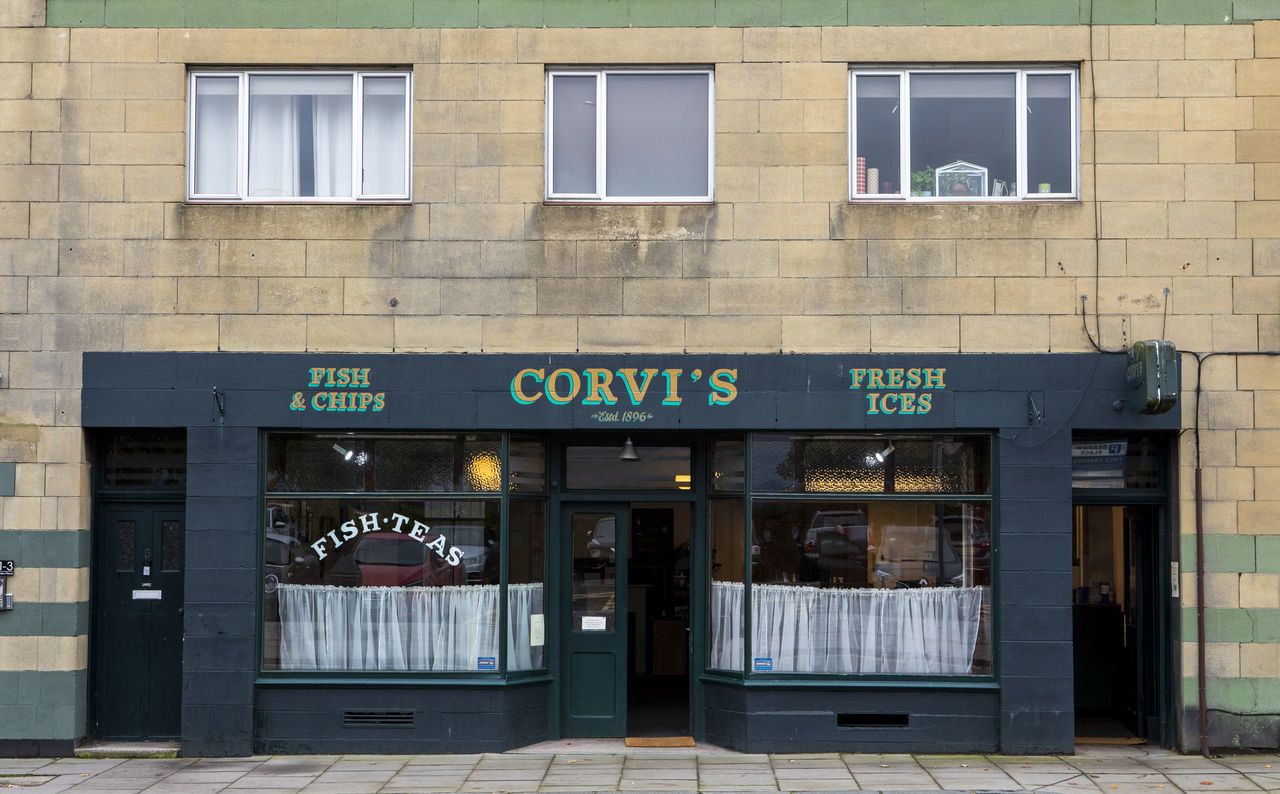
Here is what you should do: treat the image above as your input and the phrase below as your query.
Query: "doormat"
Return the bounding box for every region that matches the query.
[625,736,696,747]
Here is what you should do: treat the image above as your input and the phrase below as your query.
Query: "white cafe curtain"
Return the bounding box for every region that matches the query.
[278,583,543,672]
[711,581,985,674]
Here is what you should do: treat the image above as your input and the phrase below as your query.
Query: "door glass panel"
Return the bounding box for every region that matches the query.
[160,520,181,572]
[565,446,691,490]
[115,520,136,572]
[572,513,616,633]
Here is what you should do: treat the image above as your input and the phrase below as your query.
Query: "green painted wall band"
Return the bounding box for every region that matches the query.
[0,670,87,740]
[0,603,89,637]
[46,0,1280,28]
[0,463,14,498]
[0,530,90,569]
[1182,608,1280,643]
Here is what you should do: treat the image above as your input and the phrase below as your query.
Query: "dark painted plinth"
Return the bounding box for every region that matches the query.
[703,682,1000,753]
[0,739,78,757]
[254,683,551,754]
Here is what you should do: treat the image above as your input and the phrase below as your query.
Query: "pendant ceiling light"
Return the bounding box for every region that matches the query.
[619,437,640,462]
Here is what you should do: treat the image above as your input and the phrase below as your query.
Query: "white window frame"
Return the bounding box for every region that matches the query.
[545,68,715,204]
[186,69,413,204]
[848,66,1079,203]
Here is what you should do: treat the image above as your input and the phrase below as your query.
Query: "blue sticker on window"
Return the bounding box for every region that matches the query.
[753,657,773,672]
[477,656,497,670]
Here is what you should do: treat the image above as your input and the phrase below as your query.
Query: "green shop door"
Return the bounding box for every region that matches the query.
[561,504,628,737]
[92,504,185,740]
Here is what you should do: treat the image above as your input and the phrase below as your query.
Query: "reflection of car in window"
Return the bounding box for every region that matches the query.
[432,524,496,582]
[265,531,320,586]
[352,532,466,587]
[939,514,990,565]
[873,525,964,588]
[586,516,615,562]
[802,510,870,586]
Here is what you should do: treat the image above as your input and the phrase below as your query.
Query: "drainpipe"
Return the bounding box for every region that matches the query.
[1193,352,1209,757]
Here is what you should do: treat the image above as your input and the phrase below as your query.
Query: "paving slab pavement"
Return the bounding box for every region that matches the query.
[0,745,1276,793]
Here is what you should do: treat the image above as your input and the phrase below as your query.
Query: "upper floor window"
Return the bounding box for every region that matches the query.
[850,67,1077,202]
[188,70,411,203]
[546,69,714,203]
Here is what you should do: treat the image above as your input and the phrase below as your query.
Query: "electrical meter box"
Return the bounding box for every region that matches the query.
[1127,340,1178,415]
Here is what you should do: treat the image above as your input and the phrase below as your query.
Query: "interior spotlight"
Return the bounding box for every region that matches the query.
[619,437,640,462]
[332,443,354,461]
[874,442,896,463]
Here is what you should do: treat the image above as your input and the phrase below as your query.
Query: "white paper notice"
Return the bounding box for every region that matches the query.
[529,614,545,646]
[581,615,607,631]
[132,589,162,600]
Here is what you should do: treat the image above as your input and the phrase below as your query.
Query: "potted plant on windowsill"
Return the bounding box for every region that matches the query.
[911,167,935,197]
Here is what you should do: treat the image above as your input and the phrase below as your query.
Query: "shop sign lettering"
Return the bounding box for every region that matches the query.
[849,367,946,415]
[309,510,463,565]
[290,367,387,413]
[510,367,739,422]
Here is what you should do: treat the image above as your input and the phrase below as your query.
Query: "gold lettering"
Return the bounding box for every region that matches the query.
[582,368,619,406]
[708,368,739,406]
[546,368,581,405]
[617,368,658,405]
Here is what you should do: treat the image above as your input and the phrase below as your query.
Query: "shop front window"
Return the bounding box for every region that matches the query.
[710,434,993,676]
[262,433,545,675]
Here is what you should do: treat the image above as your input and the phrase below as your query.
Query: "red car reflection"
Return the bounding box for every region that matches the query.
[352,532,465,587]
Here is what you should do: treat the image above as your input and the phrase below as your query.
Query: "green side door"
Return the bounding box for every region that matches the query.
[561,504,627,737]
[92,504,185,741]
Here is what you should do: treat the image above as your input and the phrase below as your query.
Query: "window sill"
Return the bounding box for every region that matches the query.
[184,199,413,206]
[543,199,716,207]
[701,672,999,690]
[256,674,553,687]
[846,197,1080,205]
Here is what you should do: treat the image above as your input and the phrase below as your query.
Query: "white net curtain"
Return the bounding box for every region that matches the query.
[711,581,986,674]
[277,582,544,672]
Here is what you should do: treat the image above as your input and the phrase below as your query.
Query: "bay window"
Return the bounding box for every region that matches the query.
[188,70,411,202]
[850,67,1078,201]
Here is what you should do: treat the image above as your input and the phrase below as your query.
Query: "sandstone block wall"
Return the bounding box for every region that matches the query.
[0,12,1277,749]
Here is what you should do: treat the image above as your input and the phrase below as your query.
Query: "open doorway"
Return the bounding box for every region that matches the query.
[1072,504,1163,744]
[626,504,692,738]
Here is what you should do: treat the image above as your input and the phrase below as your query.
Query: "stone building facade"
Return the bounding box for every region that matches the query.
[0,0,1278,756]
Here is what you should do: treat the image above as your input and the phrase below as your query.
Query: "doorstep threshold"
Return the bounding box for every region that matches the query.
[625,736,696,747]
[75,741,180,759]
